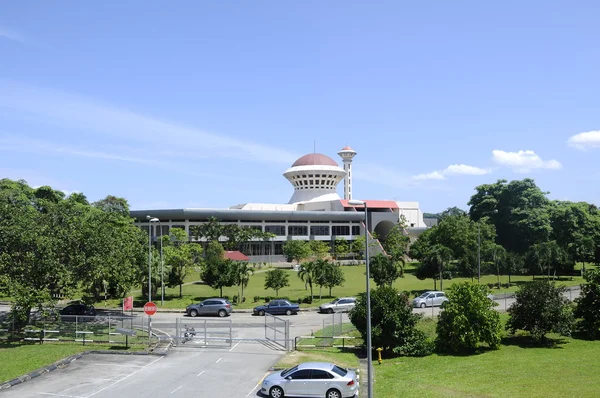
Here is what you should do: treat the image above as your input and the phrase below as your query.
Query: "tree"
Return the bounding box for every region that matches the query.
[309,240,330,259]
[92,195,130,217]
[574,269,600,339]
[468,179,552,254]
[500,251,524,284]
[264,268,290,296]
[283,240,311,264]
[370,254,403,287]
[200,241,236,297]
[298,261,317,300]
[322,263,345,297]
[234,262,255,303]
[163,228,203,298]
[381,223,410,265]
[506,280,574,342]
[313,259,337,299]
[439,206,467,220]
[351,236,366,260]
[334,237,349,260]
[485,244,506,289]
[435,282,501,353]
[524,240,568,278]
[349,286,433,356]
[414,244,453,290]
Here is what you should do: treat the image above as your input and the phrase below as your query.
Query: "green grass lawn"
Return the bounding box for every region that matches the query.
[0,342,145,384]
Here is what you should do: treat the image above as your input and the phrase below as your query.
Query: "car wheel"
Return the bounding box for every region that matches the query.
[189,309,198,317]
[326,388,342,398]
[269,386,284,398]
[327,308,334,314]
[218,309,227,317]
[286,309,292,316]
[420,302,426,308]
[259,310,265,316]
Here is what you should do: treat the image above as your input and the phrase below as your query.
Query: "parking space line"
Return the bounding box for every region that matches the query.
[246,371,271,398]
[229,341,240,352]
[84,356,163,398]
[40,393,84,398]
[197,370,205,377]
[170,386,182,394]
[216,358,222,363]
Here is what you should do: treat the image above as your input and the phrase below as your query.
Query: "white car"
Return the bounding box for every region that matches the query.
[261,362,359,398]
[319,297,356,314]
[412,291,448,308]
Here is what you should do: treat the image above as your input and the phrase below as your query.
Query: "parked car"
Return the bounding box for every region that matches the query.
[186,298,232,317]
[59,303,96,316]
[319,297,356,314]
[261,361,359,398]
[253,299,299,316]
[412,291,448,308]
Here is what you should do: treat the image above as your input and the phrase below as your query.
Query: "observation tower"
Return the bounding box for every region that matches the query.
[283,153,346,204]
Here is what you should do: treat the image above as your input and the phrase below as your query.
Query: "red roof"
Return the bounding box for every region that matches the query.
[340,199,399,209]
[224,251,249,261]
[292,153,338,167]
[340,146,354,151]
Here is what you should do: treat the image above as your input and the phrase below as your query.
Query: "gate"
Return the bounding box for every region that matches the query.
[264,313,290,351]
[174,318,232,348]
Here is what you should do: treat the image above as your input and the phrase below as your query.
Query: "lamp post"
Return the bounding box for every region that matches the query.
[348,199,372,398]
[146,216,160,302]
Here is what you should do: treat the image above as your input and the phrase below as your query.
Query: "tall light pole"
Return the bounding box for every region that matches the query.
[348,199,372,398]
[146,216,160,302]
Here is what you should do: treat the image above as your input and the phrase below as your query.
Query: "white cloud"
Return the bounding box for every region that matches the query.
[0,80,300,165]
[412,164,490,181]
[491,149,561,173]
[567,130,600,150]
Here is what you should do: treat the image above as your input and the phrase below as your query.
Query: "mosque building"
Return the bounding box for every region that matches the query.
[130,146,428,262]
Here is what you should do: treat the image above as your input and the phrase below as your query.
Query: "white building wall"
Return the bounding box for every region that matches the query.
[395,201,427,228]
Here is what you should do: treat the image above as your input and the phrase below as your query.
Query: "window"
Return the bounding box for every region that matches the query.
[282,366,299,377]
[352,226,360,235]
[331,365,348,377]
[274,243,284,255]
[310,226,329,236]
[290,369,311,380]
[289,226,308,236]
[436,293,445,298]
[310,370,334,379]
[332,226,350,236]
[265,225,286,235]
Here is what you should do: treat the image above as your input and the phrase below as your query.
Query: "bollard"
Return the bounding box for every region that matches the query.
[377,347,383,364]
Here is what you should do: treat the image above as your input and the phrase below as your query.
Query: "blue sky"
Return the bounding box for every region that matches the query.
[1,1,599,213]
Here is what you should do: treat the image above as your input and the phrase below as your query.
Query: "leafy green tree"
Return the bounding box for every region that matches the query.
[283,240,311,264]
[370,254,403,287]
[414,244,453,290]
[309,240,330,259]
[574,269,600,339]
[298,261,317,300]
[500,251,524,284]
[439,206,467,220]
[485,244,506,289]
[506,280,574,342]
[468,179,552,254]
[163,228,203,298]
[349,286,433,357]
[524,240,569,278]
[435,282,501,353]
[264,268,290,296]
[351,236,366,260]
[92,195,130,217]
[322,263,346,297]
[334,237,349,260]
[234,262,255,303]
[381,223,410,264]
[200,241,236,297]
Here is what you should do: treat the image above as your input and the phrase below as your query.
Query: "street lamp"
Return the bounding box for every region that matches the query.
[348,199,372,398]
[146,216,160,302]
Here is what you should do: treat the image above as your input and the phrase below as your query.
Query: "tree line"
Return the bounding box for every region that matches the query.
[409,178,600,288]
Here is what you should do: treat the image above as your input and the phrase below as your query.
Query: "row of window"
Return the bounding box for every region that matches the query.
[143,224,361,237]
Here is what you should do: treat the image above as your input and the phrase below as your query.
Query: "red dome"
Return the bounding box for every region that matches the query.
[292,153,339,167]
[341,146,354,151]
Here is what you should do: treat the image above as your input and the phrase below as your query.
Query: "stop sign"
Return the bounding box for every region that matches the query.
[144,301,157,316]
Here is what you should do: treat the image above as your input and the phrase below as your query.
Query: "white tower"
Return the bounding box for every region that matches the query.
[337,146,357,200]
[283,153,346,204]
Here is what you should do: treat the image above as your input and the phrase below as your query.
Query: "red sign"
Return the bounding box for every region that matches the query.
[144,301,157,316]
[123,296,133,311]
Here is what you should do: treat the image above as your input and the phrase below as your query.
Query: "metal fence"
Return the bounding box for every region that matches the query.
[0,313,153,347]
[296,312,359,350]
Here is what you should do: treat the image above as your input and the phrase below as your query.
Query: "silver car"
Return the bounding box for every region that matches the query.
[261,362,359,398]
[412,291,448,308]
[186,298,232,317]
[319,297,356,314]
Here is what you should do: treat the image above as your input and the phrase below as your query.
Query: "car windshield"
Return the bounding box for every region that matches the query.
[330,299,339,304]
[331,365,348,377]
[418,292,430,298]
[281,365,298,377]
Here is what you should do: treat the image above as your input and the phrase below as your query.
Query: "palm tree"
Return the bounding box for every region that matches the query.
[235,262,255,304]
[298,261,316,301]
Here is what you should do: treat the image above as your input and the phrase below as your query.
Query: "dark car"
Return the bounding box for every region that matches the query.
[186,298,232,317]
[59,303,96,316]
[253,299,300,316]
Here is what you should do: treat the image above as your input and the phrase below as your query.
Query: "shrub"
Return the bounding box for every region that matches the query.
[349,286,431,357]
[506,280,574,342]
[253,295,260,303]
[436,282,501,354]
[302,297,313,304]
